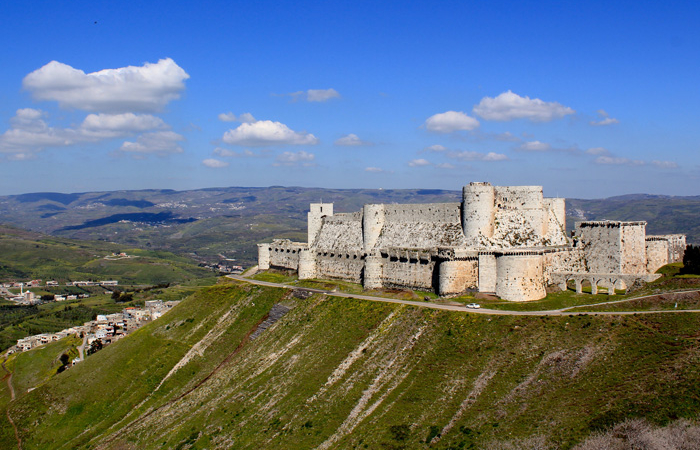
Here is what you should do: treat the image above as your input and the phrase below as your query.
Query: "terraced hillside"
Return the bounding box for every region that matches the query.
[2,280,700,449]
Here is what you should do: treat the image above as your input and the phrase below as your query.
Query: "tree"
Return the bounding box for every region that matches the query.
[680,245,700,275]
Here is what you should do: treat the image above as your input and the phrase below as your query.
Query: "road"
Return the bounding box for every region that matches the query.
[226,274,700,317]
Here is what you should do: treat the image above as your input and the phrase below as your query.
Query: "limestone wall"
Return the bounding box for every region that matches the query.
[308,203,333,246]
[544,198,567,245]
[620,223,647,274]
[543,248,586,282]
[380,254,435,290]
[314,212,363,250]
[315,251,364,283]
[576,221,647,274]
[257,244,271,270]
[362,204,385,250]
[298,249,317,279]
[438,258,478,295]
[645,239,669,273]
[268,240,306,271]
[462,182,495,239]
[495,252,546,301]
[478,253,497,292]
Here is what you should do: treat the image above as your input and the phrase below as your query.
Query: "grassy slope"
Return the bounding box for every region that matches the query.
[1,280,699,449]
[0,224,211,284]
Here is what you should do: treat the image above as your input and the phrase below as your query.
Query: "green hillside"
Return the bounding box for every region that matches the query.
[3,280,700,449]
[0,224,212,285]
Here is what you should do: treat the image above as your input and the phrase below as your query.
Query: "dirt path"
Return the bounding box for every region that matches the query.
[227,275,700,316]
[77,334,88,361]
[2,356,21,450]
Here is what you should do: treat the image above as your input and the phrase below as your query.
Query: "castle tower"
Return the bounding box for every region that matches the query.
[363,250,383,289]
[257,243,270,270]
[362,204,385,251]
[308,203,333,246]
[495,252,546,301]
[462,182,495,240]
[298,248,317,279]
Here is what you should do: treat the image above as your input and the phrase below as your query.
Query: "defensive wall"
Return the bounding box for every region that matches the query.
[258,182,686,302]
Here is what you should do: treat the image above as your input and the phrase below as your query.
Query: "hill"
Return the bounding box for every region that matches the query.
[2,186,698,267]
[2,280,700,449]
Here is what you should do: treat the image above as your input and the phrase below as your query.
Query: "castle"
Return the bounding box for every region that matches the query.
[257,182,686,301]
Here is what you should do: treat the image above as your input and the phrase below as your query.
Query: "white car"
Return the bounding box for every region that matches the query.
[466,303,481,309]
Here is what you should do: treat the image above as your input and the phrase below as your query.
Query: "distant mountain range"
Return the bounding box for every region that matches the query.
[1,187,698,266]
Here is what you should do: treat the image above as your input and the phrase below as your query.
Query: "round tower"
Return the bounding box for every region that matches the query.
[362,204,385,251]
[495,252,546,301]
[363,250,383,289]
[257,243,270,270]
[298,248,317,279]
[462,182,495,240]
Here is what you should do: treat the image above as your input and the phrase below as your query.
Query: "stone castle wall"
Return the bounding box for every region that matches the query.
[257,182,685,303]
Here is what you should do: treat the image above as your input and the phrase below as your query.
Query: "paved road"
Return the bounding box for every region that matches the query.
[226,275,700,317]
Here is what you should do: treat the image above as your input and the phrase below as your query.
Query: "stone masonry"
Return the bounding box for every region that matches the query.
[258,182,686,302]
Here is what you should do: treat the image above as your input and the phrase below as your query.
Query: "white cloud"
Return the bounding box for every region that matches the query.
[79,113,167,138]
[23,58,189,113]
[0,109,82,155]
[119,131,184,156]
[594,156,644,166]
[273,150,315,166]
[424,144,447,152]
[473,91,575,122]
[483,152,509,161]
[448,150,508,161]
[408,158,431,167]
[218,112,256,123]
[218,112,237,122]
[517,141,553,152]
[585,147,610,156]
[365,166,385,173]
[424,111,480,133]
[590,109,620,126]
[307,88,341,102]
[223,120,318,146]
[334,133,373,146]
[213,147,268,158]
[202,158,229,168]
[238,113,256,123]
[651,160,678,169]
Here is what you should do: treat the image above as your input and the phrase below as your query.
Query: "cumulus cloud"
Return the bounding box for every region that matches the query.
[79,113,167,138]
[223,120,318,146]
[218,112,256,123]
[23,58,189,113]
[517,140,553,152]
[651,160,678,169]
[590,109,620,126]
[213,147,266,158]
[448,150,508,161]
[273,150,315,166]
[202,158,229,168]
[218,112,237,122]
[119,131,184,156]
[285,88,341,102]
[408,158,431,167]
[0,108,172,159]
[473,91,575,122]
[424,111,480,133]
[334,133,373,146]
[424,144,447,152]
[585,146,611,156]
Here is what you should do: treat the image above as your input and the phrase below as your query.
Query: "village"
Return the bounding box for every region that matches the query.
[12,299,179,357]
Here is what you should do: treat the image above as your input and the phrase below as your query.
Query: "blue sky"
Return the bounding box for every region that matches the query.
[1,0,699,198]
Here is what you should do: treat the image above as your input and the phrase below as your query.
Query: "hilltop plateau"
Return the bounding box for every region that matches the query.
[2,280,700,449]
[1,187,698,267]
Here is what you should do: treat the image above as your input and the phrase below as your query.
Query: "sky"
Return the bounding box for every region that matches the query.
[1,0,700,199]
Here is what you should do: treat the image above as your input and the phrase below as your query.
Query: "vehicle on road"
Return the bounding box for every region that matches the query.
[465,303,481,309]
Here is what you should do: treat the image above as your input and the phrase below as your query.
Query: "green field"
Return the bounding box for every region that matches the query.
[2,280,700,449]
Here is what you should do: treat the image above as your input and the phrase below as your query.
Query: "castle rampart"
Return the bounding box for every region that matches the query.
[257,183,686,302]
